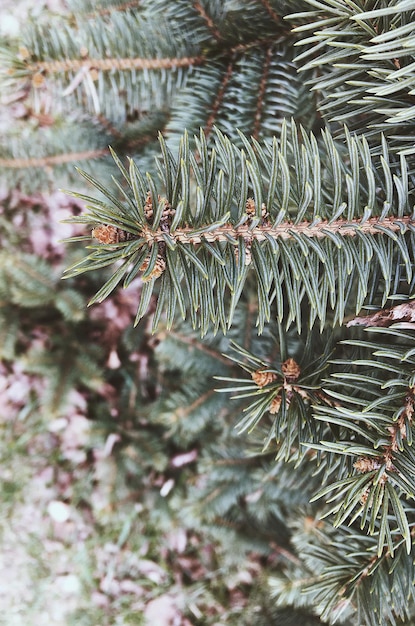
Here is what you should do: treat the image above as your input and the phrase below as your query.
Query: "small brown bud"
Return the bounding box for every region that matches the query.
[269,395,282,414]
[354,457,380,473]
[245,198,268,220]
[245,197,256,217]
[92,224,129,244]
[252,368,277,388]
[144,192,153,221]
[140,255,166,281]
[32,72,45,88]
[360,489,370,505]
[281,358,301,381]
[89,68,99,81]
[18,46,30,60]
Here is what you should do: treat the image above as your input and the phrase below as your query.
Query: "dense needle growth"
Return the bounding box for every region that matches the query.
[1,1,415,624]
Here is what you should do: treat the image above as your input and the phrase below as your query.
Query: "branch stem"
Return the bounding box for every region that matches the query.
[0,149,108,169]
[142,215,414,245]
[29,55,205,75]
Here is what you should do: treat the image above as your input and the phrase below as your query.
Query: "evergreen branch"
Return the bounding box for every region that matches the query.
[136,215,414,246]
[0,121,115,191]
[166,41,317,149]
[204,59,235,138]
[65,126,415,332]
[258,0,281,25]
[193,1,223,41]
[288,0,415,149]
[27,55,205,76]
[215,331,337,463]
[0,11,205,122]
[0,149,108,169]
[311,327,415,555]
[282,523,415,626]
[253,45,273,140]
[6,2,415,622]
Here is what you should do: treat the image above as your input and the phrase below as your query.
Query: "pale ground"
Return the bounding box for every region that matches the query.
[0,3,111,624]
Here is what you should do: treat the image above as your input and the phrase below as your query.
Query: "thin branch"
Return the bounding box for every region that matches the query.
[96,114,122,138]
[86,1,139,18]
[253,45,272,140]
[173,388,216,420]
[354,388,415,484]
[204,60,234,138]
[27,55,205,76]
[140,215,415,246]
[165,330,231,366]
[193,1,223,41]
[348,301,415,328]
[231,36,285,56]
[258,0,281,25]
[0,149,108,169]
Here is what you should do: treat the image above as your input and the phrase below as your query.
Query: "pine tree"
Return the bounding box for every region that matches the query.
[2,0,415,624]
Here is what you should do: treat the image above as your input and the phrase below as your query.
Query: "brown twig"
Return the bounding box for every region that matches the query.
[140,215,415,247]
[193,2,222,41]
[354,388,415,484]
[204,60,234,138]
[258,0,281,25]
[0,149,108,169]
[86,1,139,18]
[347,301,415,328]
[27,55,205,76]
[253,45,272,140]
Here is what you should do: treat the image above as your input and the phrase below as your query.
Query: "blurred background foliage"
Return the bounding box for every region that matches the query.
[0,184,331,624]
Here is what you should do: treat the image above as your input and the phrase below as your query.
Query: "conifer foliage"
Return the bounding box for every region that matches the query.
[2,0,415,624]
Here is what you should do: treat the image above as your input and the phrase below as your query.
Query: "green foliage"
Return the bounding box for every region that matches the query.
[64,125,415,335]
[313,326,415,557]
[216,328,337,460]
[288,0,415,150]
[2,0,415,624]
[0,0,317,191]
[270,516,415,626]
[0,120,115,191]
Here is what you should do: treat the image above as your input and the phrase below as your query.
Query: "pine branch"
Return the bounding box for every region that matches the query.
[26,54,205,76]
[4,2,415,621]
[0,120,115,191]
[127,214,415,246]
[64,126,415,333]
[311,326,415,556]
[288,0,415,150]
[192,1,223,41]
[0,149,107,169]
[215,329,338,463]
[166,40,317,147]
[0,10,203,121]
[273,519,415,626]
